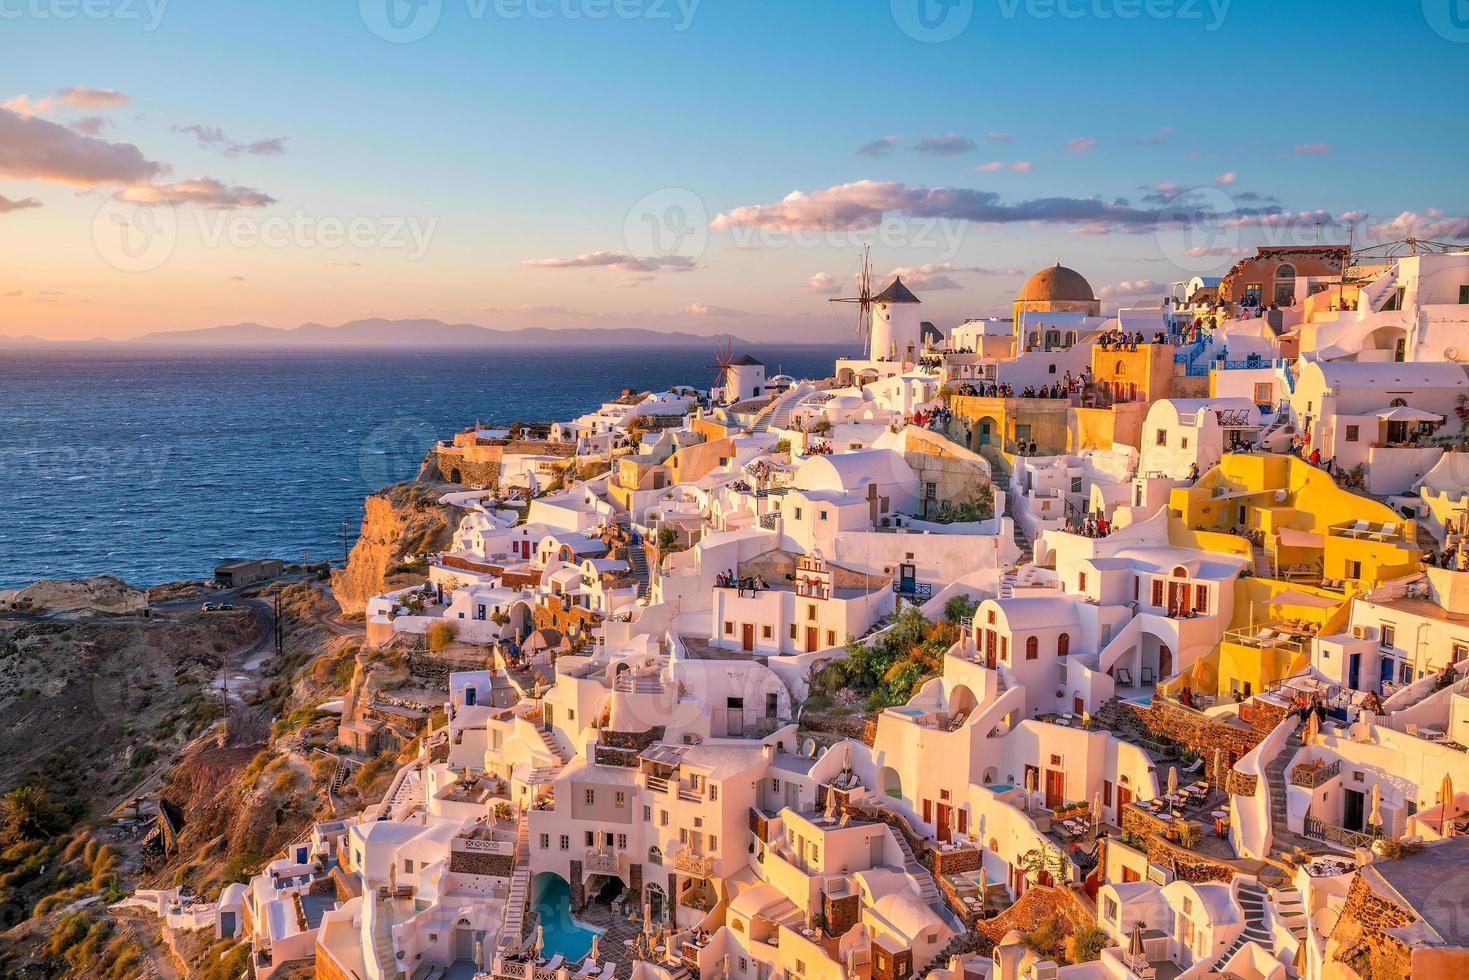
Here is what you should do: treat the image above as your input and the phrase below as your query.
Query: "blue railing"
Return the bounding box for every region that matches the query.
[1173,339,1205,365]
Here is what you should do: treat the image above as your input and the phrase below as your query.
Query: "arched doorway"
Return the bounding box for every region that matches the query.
[1159,644,1173,682]
[879,766,902,800]
[450,468,462,483]
[645,882,667,923]
[453,916,480,963]
[1274,263,1296,305]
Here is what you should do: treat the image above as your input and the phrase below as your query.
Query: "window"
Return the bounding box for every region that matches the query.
[1104,897,1118,923]
[1193,585,1209,612]
[1078,572,1087,592]
[1459,284,1469,305]
[826,630,836,646]
[807,604,817,622]
[789,624,797,640]
[772,778,781,792]
[642,805,651,822]
[1025,636,1038,660]
[710,835,719,851]
[710,784,718,801]
[925,482,937,500]
[819,510,828,521]
[762,624,773,640]
[1254,382,1272,403]
[1057,633,1070,658]
[615,791,625,807]
[987,610,996,624]
[559,835,569,851]
[794,507,802,520]
[1381,625,1396,649]
[723,621,733,636]
[1001,635,1009,661]
[1151,579,1165,607]
[1345,424,1360,443]
[539,833,550,849]
[585,831,595,846]
[617,834,627,849]
[585,789,596,805]
[1453,643,1468,664]
[1155,429,1168,446]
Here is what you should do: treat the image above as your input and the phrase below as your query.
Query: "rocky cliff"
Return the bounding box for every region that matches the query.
[330,475,458,616]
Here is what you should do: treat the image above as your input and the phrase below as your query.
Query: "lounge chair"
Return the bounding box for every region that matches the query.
[1378,522,1398,540]
[1141,667,1155,685]
[597,963,617,980]
[545,955,565,971]
[1348,519,1369,536]
[578,959,599,976]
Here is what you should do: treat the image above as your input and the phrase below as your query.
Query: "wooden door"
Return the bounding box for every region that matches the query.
[805,627,819,653]
[1045,769,1065,810]
[1116,785,1132,812]
[985,629,997,668]
[936,804,952,842]
[741,623,754,651]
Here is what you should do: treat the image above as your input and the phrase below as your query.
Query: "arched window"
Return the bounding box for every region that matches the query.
[1114,360,1126,376]
[1275,263,1296,281]
[1390,397,1407,408]
[1057,633,1069,658]
[1172,565,1188,578]
[1025,636,1038,660]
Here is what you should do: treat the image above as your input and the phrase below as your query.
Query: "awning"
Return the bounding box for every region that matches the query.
[1275,527,1325,549]
[1372,406,1444,423]
[1268,589,1339,609]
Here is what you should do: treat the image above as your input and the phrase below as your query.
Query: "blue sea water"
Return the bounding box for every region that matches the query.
[0,345,847,589]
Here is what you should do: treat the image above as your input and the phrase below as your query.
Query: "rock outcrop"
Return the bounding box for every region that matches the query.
[331,478,458,616]
[0,574,147,616]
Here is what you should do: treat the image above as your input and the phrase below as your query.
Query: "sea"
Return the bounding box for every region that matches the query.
[0,345,849,590]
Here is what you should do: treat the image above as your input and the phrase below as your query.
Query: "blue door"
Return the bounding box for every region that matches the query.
[1348,653,1361,690]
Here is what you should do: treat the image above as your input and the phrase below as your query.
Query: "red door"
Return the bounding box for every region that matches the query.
[741,624,754,651]
[985,630,997,668]
[1074,696,1085,715]
[805,627,819,653]
[936,804,952,843]
[1045,769,1065,810]
[1117,785,1132,812]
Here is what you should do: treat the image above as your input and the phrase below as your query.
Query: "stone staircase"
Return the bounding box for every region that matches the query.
[625,544,650,598]
[1214,879,1274,965]
[1274,884,1309,949]
[995,472,1034,599]
[615,673,665,695]
[752,388,803,434]
[369,895,399,978]
[537,727,572,765]
[1262,725,1320,859]
[501,813,533,947]
[1251,543,1272,578]
[884,819,942,906]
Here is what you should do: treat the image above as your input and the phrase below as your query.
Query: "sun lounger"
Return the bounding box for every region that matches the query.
[578,960,599,976]
[545,955,565,971]
[597,963,617,980]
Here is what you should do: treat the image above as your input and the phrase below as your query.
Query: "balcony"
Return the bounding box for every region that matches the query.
[583,849,619,875]
[1289,758,1339,789]
[892,579,934,601]
[673,851,717,878]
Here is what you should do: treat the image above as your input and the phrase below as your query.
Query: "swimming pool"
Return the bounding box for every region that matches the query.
[889,706,925,717]
[985,783,1015,793]
[530,874,600,961]
[1128,694,1153,707]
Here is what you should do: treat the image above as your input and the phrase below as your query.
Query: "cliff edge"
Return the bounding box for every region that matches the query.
[331,476,458,616]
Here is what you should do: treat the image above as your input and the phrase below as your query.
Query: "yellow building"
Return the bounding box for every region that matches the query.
[1166,453,1422,699]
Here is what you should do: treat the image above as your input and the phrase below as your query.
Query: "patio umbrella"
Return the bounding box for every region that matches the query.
[1443,774,1456,837]
[1093,791,1103,826]
[644,901,654,934]
[1369,784,1382,832]
[1373,406,1444,423]
[475,939,484,969]
[534,925,545,958]
[1213,747,1224,787]
[1305,709,1321,744]
[589,933,599,962]
[1167,766,1179,800]
[1128,920,1146,961]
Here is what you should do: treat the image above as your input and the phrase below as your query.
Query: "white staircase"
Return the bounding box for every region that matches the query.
[501,813,533,946]
[537,728,571,765]
[1215,879,1274,965]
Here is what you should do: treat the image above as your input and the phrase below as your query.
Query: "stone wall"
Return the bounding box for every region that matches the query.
[825,892,859,937]
[1328,872,1415,980]
[449,851,515,877]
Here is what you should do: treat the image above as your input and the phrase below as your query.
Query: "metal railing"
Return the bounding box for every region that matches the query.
[1304,815,1376,849]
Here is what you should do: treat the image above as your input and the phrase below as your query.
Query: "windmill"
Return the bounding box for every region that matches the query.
[829,244,875,357]
[707,336,735,400]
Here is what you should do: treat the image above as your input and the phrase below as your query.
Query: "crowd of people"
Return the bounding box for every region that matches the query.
[955,368,1094,401]
[1064,512,1112,538]
[716,568,768,595]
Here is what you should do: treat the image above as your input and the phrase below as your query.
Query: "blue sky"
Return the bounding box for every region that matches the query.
[2,0,1467,340]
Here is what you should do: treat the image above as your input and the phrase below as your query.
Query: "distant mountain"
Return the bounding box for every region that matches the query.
[0,319,752,349]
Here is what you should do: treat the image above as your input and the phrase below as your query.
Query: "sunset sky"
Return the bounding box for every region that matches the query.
[2,0,1468,342]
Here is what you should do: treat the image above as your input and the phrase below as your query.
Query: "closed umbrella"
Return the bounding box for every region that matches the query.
[643,901,654,934]
[1443,774,1456,837]
[589,933,599,962]
[534,924,545,959]
[1128,921,1146,963]
[1369,784,1382,833]
[1167,766,1179,800]
[1305,710,1321,744]
[1213,747,1224,787]
[1093,791,1103,827]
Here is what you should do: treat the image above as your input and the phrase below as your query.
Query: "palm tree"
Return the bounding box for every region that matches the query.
[0,786,65,842]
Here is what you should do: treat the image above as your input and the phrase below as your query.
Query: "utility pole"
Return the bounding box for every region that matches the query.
[342,521,351,564]
[302,548,310,583]
[274,591,284,658]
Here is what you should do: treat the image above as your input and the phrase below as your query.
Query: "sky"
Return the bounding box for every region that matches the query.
[2,0,1468,343]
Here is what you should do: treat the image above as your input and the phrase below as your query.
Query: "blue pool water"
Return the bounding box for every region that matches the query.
[531,875,599,961]
[1129,695,1154,707]
[890,706,925,717]
[986,783,1015,792]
